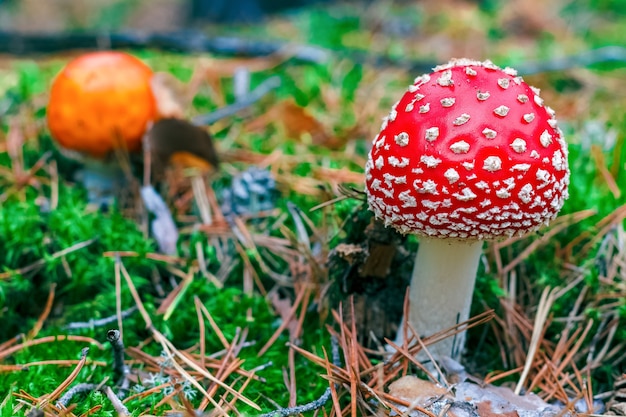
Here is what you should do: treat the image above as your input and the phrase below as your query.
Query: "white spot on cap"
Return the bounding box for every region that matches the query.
[453,113,471,126]
[530,150,540,159]
[422,200,441,210]
[523,113,535,123]
[408,84,419,93]
[552,150,567,171]
[450,141,470,154]
[496,188,511,198]
[419,103,430,114]
[536,168,550,183]
[398,190,417,207]
[494,106,510,117]
[381,187,394,199]
[414,74,431,85]
[497,78,510,89]
[388,156,410,168]
[441,97,456,107]
[480,199,492,207]
[517,94,529,103]
[482,128,497,139]
[444,168,460,184]
[511,163,531,172]
[465,67,477,76]
[395,132,410,147]
[504,67,518,76]
[383,173,406,186]
[405,94,425,112]
[483,156,502,172]
[425,127,440,142]
[534,95,544,107]
[518,183,534,204]
[462,161,475,170]
[510,138,527,153]
[540,130,553,147]
[477,91,490,101]
[503,177,515,188]
[421,155,442,168]
[548,119,558,128]
[422,180,437,193]
[483,60,498,70]
[375,156,384,169]
[453,187,477,201]
[531,86,541,96]
[437,70,454,87]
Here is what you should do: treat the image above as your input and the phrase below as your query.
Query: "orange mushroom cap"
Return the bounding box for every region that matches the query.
[47,51,158,159]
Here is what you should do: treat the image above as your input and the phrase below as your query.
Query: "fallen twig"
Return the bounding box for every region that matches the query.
[0,31,330,64]
[106,329,129,391]
[1,31,624,76]
[56,382,99,408]
[62,307,138,330]
[192,76,281,126]
[258,336,340,417]
[0,238,96,280]
[101,385,131,417]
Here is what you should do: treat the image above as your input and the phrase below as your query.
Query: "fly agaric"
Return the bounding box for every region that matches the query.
[365,58,569,360]
[47,51,158,204]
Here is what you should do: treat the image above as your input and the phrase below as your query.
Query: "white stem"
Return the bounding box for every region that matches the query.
[397,237,483,360]
[79,159,126,206]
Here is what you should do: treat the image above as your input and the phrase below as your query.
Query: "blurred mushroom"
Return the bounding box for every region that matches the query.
[47,51,158,205]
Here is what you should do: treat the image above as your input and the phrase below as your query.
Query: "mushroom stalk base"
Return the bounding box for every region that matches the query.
[77,159,127,208]
[397,237,483,361]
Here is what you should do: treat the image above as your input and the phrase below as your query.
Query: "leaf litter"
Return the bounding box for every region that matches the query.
[3,1,626,415]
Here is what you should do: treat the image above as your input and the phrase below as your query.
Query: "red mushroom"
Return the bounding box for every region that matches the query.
[365,59,569,360]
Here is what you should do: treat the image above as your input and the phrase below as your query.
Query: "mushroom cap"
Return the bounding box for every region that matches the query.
[365,59,570,240]
[47,51,158,158]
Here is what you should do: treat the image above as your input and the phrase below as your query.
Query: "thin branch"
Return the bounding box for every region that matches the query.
[192,76,281,126]
[56,383,99,408]
[257,336,340,417]
[1,31,624,76]
[106,329,130,393]
[62,307,138,330]
[101,385,131,417]
[0,31,330,63]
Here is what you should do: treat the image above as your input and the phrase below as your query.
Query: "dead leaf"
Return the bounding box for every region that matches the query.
[453,382,568,416]
[476,400,520,417]
[388,375,450,405]
[140,185,178,255]
[151,72,188,119]
[147,118,219,180]
[245,99,343,148]
[332,243,367,265]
